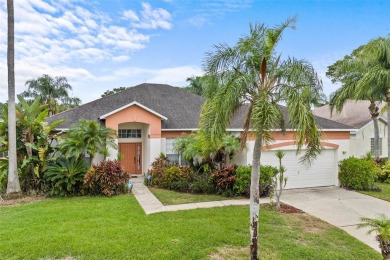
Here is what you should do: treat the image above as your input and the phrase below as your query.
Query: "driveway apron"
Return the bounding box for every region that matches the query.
[282,186,390,252]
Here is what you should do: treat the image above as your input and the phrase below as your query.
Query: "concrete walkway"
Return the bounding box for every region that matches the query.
[131,176,269,215]
[282,186,390,252]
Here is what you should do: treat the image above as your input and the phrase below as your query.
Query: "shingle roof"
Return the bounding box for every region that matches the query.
[313,100,387,129]
[47,83,352,131]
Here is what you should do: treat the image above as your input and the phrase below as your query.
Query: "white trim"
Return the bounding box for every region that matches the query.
[99,101,168,120]
[359,116,388,131]
[161,128,197,131]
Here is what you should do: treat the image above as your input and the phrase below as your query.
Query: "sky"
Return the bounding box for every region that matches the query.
[0,0,389,104]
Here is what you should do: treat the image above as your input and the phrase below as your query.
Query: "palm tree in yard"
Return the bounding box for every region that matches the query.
[358,214,390,259]
[22,74,80,115]
[327,44,386,162]
[200,18,323,260]
[6,0,21,194]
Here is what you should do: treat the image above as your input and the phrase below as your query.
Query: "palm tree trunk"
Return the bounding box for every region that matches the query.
[6,0,21,194]
[387,93,390,160]
[369,101,381,162]
[250,134,262,260]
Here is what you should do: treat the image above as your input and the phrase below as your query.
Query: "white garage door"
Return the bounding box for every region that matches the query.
[260,149,336,189]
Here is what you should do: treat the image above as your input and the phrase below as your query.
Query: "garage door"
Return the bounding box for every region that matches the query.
[260,149,336,189]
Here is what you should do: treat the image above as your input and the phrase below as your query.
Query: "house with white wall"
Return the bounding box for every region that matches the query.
[48,83,353,189]
[314,100,388,159]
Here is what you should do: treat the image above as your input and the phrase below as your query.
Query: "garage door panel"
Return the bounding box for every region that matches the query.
[260,149,335,189]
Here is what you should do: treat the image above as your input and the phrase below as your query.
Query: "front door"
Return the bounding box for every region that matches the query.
[119,143,142,174]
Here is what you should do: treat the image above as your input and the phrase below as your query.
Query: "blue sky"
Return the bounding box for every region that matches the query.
[0,0,389,103]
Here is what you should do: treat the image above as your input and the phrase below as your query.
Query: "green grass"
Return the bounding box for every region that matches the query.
[361,182,390,202]
[149,187,244,205]
[0,195,380,260]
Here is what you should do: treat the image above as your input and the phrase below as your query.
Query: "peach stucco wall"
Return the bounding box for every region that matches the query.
[105,105,162,138]
[161,131,192,138]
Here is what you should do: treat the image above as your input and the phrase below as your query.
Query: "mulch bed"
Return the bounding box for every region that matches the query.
[0,194,48,207]
[261,202,304,214]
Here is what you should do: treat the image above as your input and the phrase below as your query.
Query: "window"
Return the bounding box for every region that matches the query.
[0,151,8,158]
[370,138,383,155]
[166,138,187,166]
[118,129,141,138]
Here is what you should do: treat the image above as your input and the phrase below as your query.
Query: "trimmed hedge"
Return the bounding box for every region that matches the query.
[338,157,379,191]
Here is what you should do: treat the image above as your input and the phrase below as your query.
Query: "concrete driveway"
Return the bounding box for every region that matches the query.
[281,186,390,252]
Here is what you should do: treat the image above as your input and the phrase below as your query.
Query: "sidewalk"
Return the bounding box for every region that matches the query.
[131,176,268,215]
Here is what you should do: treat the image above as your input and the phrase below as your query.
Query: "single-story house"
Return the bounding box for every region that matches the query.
[314,100,388,159]
[48,83,353,189]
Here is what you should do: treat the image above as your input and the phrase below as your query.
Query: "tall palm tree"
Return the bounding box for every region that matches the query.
[327,45,385,161]
[200,19,322,260]
[358,214,390,259]
[22,74,79,115]
[6,0,21,194]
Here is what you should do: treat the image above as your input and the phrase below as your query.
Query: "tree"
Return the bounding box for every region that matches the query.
[57,119,117,165]
[101,87,127,97]
[200,19,322,259]
[6,0,21,194]
[327,44,385,162]
[358,214,390,259]
[21,74,80,115]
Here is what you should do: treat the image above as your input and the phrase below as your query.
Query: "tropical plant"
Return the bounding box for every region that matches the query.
[358,214,390,259]
[272,150,287,211]
[21,74,81,115]
[327,44,386,162]
[57,119,117,165]
[84,159,130,196]
[6,0,20,194]
[199,18,323,259]
[44,157,87,196]
[101,87,127,97]
[380,161,390,183]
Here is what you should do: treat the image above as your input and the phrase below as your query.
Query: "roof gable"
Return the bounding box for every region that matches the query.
[99,101,168,120]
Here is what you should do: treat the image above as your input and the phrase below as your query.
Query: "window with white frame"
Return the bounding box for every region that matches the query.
[118,129,141,138]
[370,138,383,155]
[166,138,187,165]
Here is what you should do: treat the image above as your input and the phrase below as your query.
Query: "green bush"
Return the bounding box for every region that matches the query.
[190,173,215,194]
[168,166,193,192]
[149,153,170,187]
[379,161,390,183]
[338,157,380,190]
[0,158,8,194]
[84,160,130,196]
[44,157,87,196]
[233,165,277,197]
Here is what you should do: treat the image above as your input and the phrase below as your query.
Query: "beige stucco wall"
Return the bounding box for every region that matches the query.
[350,120,388,158]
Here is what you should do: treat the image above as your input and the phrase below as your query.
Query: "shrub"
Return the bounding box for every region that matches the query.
[84,159,130,196]
[168,166,194,192]
[338,157,380,190]
[233,165,277,197]
[379,161,390,183]
[0,158,8,194]
[211,165,237,195]
[44,157,87,196]
[191,173,215,194]
[234,166,251,196]
[149,153,170,187]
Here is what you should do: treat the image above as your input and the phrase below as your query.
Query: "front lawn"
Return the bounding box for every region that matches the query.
[149,187,244,205]
[0,195,380,259]
[361,182,390,202]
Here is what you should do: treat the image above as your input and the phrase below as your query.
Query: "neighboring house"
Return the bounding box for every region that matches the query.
[48,83,353,189]
[314,100,388,159]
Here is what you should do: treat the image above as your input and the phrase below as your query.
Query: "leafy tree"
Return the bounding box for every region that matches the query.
[6,0,20,194]
[101,87,127,97]
[358,214,390,259]
[21,74,80,115]
[200,19,322,259]
[57,119,117,165]
[327,44,385,161]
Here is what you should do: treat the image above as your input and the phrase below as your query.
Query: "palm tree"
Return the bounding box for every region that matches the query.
[358,214,390,259]
[21,74,79,115]
[58,119,117,166]
[6,0,21,194]
[327,45,385,162]
[200,19,322,260]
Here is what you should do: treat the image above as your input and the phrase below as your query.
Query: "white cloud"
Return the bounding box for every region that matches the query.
[0,0,173,102]
[123,2,172,30]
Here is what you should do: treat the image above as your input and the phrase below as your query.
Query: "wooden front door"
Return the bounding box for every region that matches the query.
[119,143,142,174]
